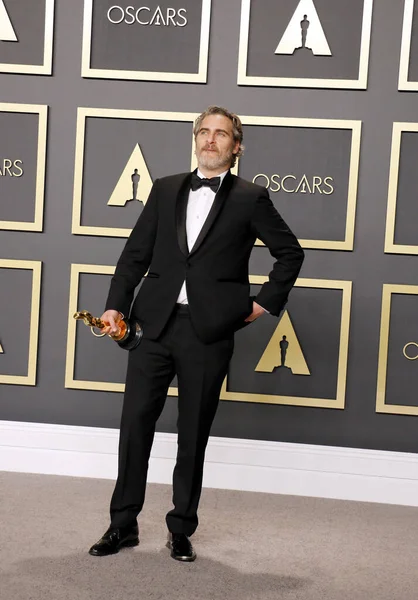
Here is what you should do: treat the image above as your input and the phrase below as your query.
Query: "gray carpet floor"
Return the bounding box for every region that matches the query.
[1,471,417,600]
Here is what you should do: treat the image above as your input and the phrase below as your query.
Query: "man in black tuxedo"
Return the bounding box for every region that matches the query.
[89,106,304,561]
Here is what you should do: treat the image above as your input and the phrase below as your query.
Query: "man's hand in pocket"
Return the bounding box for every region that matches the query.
[244,301,267,323]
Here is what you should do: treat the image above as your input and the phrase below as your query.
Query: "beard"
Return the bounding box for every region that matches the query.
[196,147,234,171]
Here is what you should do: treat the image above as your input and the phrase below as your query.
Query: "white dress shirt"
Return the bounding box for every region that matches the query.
[176,169,228,305]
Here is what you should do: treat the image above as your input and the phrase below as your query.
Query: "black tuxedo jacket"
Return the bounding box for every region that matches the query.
[105,171,304,343]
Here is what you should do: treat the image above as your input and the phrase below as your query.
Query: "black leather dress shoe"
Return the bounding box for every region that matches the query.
[166,532,196,562]
[88,523,139,556]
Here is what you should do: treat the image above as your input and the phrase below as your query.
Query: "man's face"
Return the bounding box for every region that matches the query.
[195,114,240,172]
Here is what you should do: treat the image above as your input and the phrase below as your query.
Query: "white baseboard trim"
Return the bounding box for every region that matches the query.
[1,420,418,507]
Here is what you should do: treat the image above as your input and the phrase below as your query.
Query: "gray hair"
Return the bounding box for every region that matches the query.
[193,106,244,168]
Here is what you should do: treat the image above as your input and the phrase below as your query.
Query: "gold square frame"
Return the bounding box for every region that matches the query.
[220,276,352,408]
[65,263,178,394]
[399,0,418,90]
[66,267,352,409]
[384,122,418,254]
[81,0,211,82]
[237,0,374,89]
[376,284,418,416]
[0,0,55,75]
[72,107,201,238]
[0,259,42,385]
[0,103,48,232]
[239,116,362,251]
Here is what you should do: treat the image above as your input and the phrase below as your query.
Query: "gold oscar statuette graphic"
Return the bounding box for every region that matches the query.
[108,144,153,206]
[275,0,331,56]
[73,310,143,351]
[255,311,310,375]
[0,0,18,42]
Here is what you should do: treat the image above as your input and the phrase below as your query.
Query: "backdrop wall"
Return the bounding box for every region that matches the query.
[1,0,418,458]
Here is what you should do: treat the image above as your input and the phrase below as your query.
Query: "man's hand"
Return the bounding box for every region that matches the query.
[100,310,121,335]
[244,301,266,323]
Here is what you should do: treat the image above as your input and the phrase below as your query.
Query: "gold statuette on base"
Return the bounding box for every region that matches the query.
[73,310,142,350]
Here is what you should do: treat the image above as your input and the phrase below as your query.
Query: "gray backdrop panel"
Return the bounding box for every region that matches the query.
[238,126,351,242]
[0,268,32,376]
[229,286,340,399]
[90,0,203,74]
[385,293,418,408]
[0,0,46,66]
[81,118,193,229]
[407,4,418,83]
[0,112,38,223]
[246,0,363,80]
[74,272,128,383]
[393,132,418,246]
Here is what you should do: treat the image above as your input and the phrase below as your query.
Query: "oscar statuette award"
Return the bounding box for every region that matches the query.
[73,310,143,351]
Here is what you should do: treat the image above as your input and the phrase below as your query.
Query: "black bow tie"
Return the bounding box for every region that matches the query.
[190,173,221,193]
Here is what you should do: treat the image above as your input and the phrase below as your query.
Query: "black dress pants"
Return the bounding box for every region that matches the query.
[109,305,234,536]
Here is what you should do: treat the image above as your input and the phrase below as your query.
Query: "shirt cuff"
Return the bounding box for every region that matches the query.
[257,303,270,314]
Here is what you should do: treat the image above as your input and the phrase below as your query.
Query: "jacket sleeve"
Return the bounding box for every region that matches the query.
[105,180,159,316]
[250,189,304,316]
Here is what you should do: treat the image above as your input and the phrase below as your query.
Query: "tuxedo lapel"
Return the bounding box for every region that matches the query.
[175,173,192,256]
[189,171,234,256]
